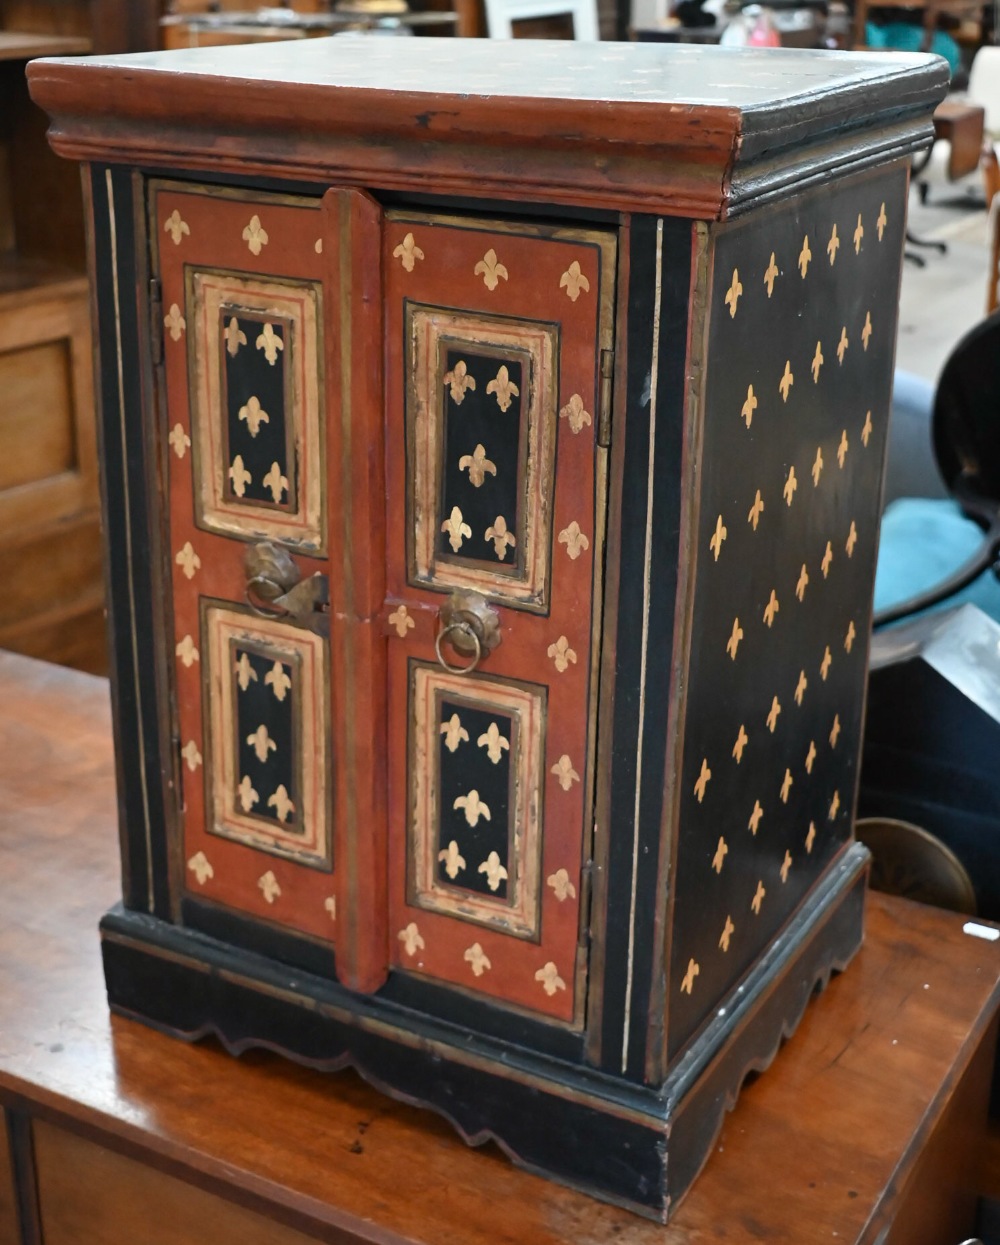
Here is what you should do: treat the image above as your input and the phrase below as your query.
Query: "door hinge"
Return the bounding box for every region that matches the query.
[149,277,163,366]
[598,349,614,448]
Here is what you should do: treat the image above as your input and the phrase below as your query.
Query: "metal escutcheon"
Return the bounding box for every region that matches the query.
[434,591,501,676]
[244,541,329,635]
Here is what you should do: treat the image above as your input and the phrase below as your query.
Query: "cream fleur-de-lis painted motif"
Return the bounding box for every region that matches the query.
[475,248,508,291]
[187,850,213,885]
[485,515,516,560]
[764,589,779,628]
[458,443,497,488]
[486,365,520,412]
[398,922,425,956]
[724,268,743,318]
[558,521,590,560]
[551,754,581,791]
[752,880,766,915]
[246,723,277,763]
[766,695,781,733]
[256,323,284,366]
[830,714,842,748]
[235,652,257,691]
[464,943,492,976]
[746,491,764,532]
[694,757,712,803]
[547,635,577,673]
[796,563,809,602]
[258,870,281,904]
[559,394,592,434]
[838,430,849,469]
[478,851,508,892]
[779,360,794,403]
[169,423,191,459]
[720,915,735,953]
[392,232,425,272]
[805,739,817,774]
[182,740,202,771]
[164,303,186,342]
[877,203,888,241]
[794,669,807,706]
[264,661,292,702]
[262,462,289,504]
[536,961,567,996]
[239,395,269,437]
[710,514,727,561]
[862,311,873,351]
[806,822,817,853]
[748,799,763,834]
[820,646,832,681]
[726,617,743,661]
[441,506,472,552]
[681,958,700,995]
[438,840,467,879]
[225,317,247,356]
[829,790,841,820]
[781,850,793,883]
[733,723,749,763]
[176,634,199,668]
[846,520,858,558]
[812,446,824,488]
[164,209,190,245]
[238,775,259,812]
[477,722,510,765]
[712,836,728,874]
[827,223,840,265]
[783,466,797,507]
[560,260,590,301]
[176,542,201,580]
[242,214,269,256]
[837,327,849,365]
[844,620,856,653]
[811,341,824,383]
[764,252,779,297]
[388,604,416,638]
[444,360,477,405]
[324,894,336,921]
[780,768,794,804]
[862,410,873,447]
[454,789,491,827]
[798,235,812,278]
[548,868,577,901]
[742,385,758,430]
[228,455,252,498]
[821,541,833,578]
[853,214,864,254]
[440,714,469,752]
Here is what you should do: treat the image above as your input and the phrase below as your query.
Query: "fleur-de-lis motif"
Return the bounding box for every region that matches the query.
[176,542,201,580]
[780,850,793,883]
[853,213,864,254]
[806,822,817,853]
[551,754,580,791]
[830,714,841,747]
[821,541,833,578]
[820,646,832,681]
[748,799,764,834]
[181,740,202,771]
[796,563,809,602]
[829,790,841,820]
[780,769,793,804]
[558,521,590,560]
[764,252,779,297]
[783,466,798,507]
[798,235,812,278]
[862,311,873,351]
[485,515,516,560]
[486,365,520,412]
[438,839,467,879]
[443,359,477,405]
[478,851,508,892]
[324,896,336,920]
[827,223,840,265]
[845,619,857,653]
[748,489,764,530]
[724,268,743,318]
[458,443,497,488]
[256,323,284,366]
[812,446,824,487]
[388,604,416,638]
[235,652,258,692]
[187,850,213,885]
[877,203,888,242]
[547,635,577,673]
[733,724,749,763]
[474,248,508,291]
[246,723,277,763]
[225,317,247,356]
[164,303,186,342]
[811,340,824,383]
[838,430,849,469]
[464,943,492,976]
[454,789,491,827]
[398,922,425,956]
[764,589,779,628]
[794,669,807,706]
[535,961,566,996]
[806,739,817,773]
[547,868,577,901]
[262,462,289,504]
[560,259,590,301]
[837,326,849,365]
[741,385,758,429]
[242,214,269,256]
[164,209,190,245]
[393,232,425,272]
[712,836,728,874]
[441,506,472,552]
[477,722,510,764]
[709,514,727,561]
[238,396,269,437]
[238,775,259,812]
[268,785,295,823]
[694,757,712,803]
[766,695,781,733]
[440,713,469,752]
[681,958,700,995]
[846,520,858,557]
[720,915,735,953]
[175,634,199,668]
[169,423,191,459]
[258,870,281,904]
[264,660,292,701]
[726,617,743,661]
[862,410,873,447]
[559,394,592,435]
[751,880,766,915]
[779,360,794,402]
[228,455,252,498]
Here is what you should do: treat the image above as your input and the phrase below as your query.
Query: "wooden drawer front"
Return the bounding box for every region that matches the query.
[32,1121,320,1245]
[0,1113,19,1245]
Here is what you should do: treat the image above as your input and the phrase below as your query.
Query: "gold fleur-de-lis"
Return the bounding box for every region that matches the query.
[780,850,793,883]
[441,506,472,552]
[559,394,592,435]
[256,323,284,366]
[862,410,873,447]
[187,851,213,885]
[264,661,291,702]
[712,836,728,874]
[235,652,257,692]
[837,326,849,365]
[176,634,199,668]
[454,789,490,827]
[846,520,858,558]
[710,514,727,561]
[388,604,416,638]
[830,714,841,747]
[766,695,781,733]
[440,713,469,752]
[547,868,577,901]
[438,840,467,879]
[853,214,864,254]
[798,235,812,278]
[844,620,856,653]
[783,466,797,507]
[780,769,794,805]
[827,223,840,265]
[726,617,743,661]
[733,724,749,763]
[247,724,277,763]
[862,311,873,351]
[536,961,567,996]
[794,669,807,705]
[838,430,849,469]
[164,209,190,245]
[225,317,247,356]
[829,790,841,820]
[175,542,201,580]
[558,521,590,560]
[820,646,832,681]
[324,895,335,923]
[474,248,508,291]
[796,564,809,602]
[752,880,766,914]
[812,447,824,487]
[547,635,577,673]
[748,799,763,834]
[779,360,794,403]
[238,396,269,437]
[464,943,492,976]
[228,455,252,498]
[443,359,477,405]
[806,822,817,853]
[258,870,281,904]
[551,754,580,791]
[478,851,508,892]
[486,365,520,412]
[763,589,779,628]
[477,722,510,765]
[724,268,743,318]
[262,462,288,504]
[238,775,259,812]
[694,757,712,803]
[164,303,186,342]
[392,232,425,272]
[720,915,735,952]
[458,443,497,488]
[821,541,833,578]
[398,922,425,956]
[811,341,824,383]
[764,252,779,297]
[560,260,590,301]
[805,739,817,773]
[681,958,700,995]
[877,203,888,241]
[485,515,516,561]
[242,214,269,256]
[181,739,202,771]
[748,490,764,530]
[169,423,191,459]
[741,385,758,429]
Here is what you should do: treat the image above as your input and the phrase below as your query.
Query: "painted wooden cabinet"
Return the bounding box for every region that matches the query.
[29,38,947,1219]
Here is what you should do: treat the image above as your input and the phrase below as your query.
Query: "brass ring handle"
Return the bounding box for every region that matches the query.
[246,575,290,619]
[435,622,482,675]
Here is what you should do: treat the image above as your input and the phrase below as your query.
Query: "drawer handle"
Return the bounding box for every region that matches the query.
[434,591,500,676]
[244,541,329,635]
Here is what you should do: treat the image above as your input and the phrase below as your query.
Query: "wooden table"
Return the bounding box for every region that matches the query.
[1,649,1000,1244]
